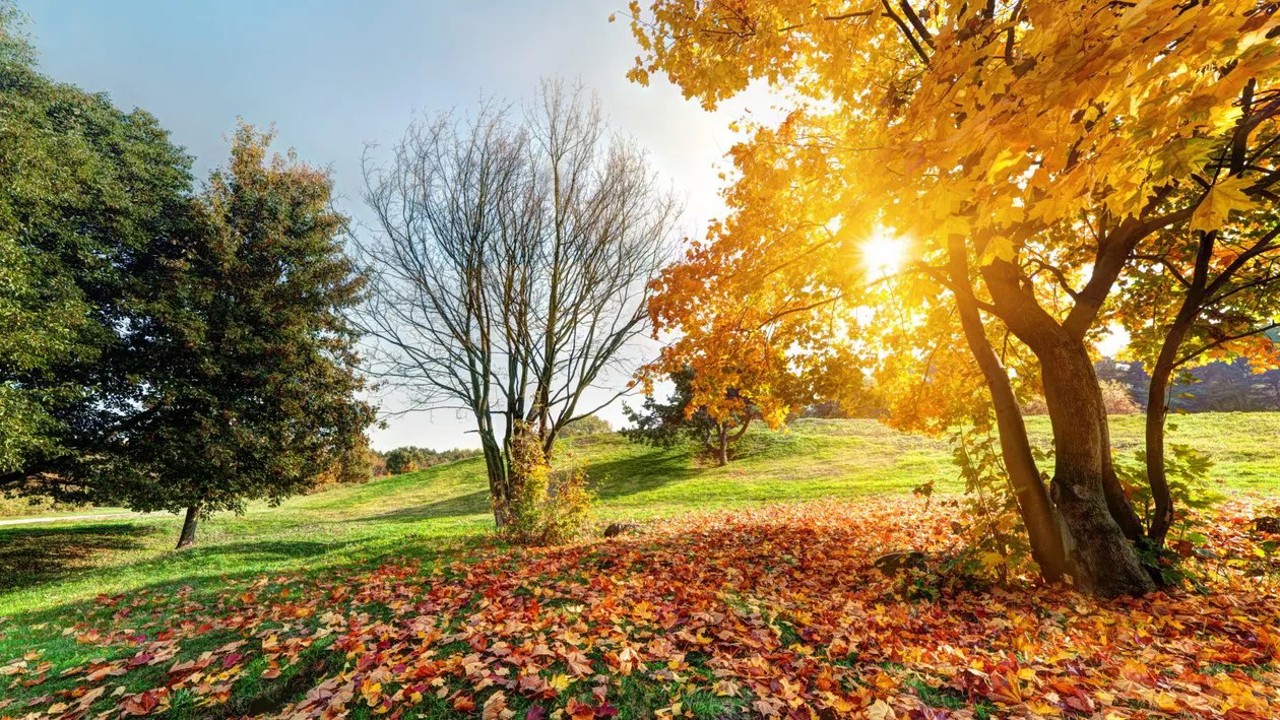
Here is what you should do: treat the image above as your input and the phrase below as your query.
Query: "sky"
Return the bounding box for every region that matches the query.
[21,0,770,451]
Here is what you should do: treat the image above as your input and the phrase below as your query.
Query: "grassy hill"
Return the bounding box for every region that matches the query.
[2,413,1277,617]
[0,413,1277,719]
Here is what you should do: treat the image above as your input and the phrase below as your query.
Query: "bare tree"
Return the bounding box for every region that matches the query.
[354,81,677,526]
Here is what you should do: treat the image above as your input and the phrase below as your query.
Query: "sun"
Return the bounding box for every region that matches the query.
[860,230,908,278]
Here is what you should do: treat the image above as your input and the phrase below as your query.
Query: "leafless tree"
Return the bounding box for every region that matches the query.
[354,81,678,526]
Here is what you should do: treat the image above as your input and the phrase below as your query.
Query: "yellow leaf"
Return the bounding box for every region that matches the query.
[867,699,896,720]
[548,674,571,693]
[979,236,1016,265]
[985,149,1022,182]
[1190,176,1253,232]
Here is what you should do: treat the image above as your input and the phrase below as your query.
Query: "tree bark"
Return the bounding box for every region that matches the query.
[1100,422,1146,543]
[1040,340,1155,597]
[947,239,1069,581]
[715,423,729,466]
[977,256,1152,596]
[176,505,199,549]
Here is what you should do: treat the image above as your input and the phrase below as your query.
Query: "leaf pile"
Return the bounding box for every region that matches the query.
[2,497,1279,719]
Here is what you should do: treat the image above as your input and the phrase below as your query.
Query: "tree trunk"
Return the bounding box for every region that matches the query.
[716,424,729,466]
[947,239,1069,581]
[1144,231,1214,547]
[1145,315,1196,547]
[1100,421,1146,543]
[176,505,199,549]
[1040,341,1155,597]
[479,434,510,528]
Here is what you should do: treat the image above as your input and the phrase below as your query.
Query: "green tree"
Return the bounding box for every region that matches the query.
[623,367,757,466]
[558,415,612,438]
[0,6,193,490]
[111,126,375,548]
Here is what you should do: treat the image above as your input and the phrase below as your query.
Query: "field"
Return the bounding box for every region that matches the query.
[1,414,1278,719]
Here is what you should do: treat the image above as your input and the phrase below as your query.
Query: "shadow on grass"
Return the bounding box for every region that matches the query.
[0,522,158,592]
[178,539,347,563]
[357,490,491,523]
[586,446,701,500]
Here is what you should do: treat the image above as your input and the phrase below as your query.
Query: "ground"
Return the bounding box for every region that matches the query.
[0,415,1277,719]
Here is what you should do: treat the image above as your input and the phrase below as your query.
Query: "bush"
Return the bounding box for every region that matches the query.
[384,448,419,475]
[383,446,482,475]
[1022,379,1139,416]
[558,415,612,437]
[502,428,593,546]
[1100,379,1141,414]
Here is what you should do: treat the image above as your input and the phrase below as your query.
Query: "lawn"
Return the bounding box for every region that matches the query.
[0,413,1277,719]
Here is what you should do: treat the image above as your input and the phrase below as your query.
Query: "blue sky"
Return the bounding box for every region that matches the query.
[22,1,766,451]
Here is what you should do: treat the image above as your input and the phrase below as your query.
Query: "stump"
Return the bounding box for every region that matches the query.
[1254,516,1280,534]
[603,522,640,538]
[874,550,927,576]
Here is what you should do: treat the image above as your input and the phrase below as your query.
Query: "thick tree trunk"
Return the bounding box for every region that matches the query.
[1040,341,1155,597]
[1100,421,1146,543]
[947,239,1069,581]
[716,424,729,466]
[176,505,199,549]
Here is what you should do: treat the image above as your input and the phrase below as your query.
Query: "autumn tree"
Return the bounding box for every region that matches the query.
[356,81,677,528]
[628,0,1280,596]
[624,366,761,465]
[1119,199,1280,546]
[109,126,375,548]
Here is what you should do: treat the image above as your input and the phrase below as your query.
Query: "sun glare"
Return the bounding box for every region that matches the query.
[860,230,908,278]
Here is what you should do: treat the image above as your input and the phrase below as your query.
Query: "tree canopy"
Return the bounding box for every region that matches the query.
[107,126,375,546]
[627,0,1280,596]
[0,8,193,492]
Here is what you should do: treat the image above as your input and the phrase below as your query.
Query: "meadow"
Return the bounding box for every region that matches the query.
[1,413,1277,719]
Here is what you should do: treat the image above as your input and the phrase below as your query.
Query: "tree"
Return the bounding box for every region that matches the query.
[356,81,677,528]
[1119,197,1280,546]
[627,0,1280,596]
[109,126,375,548]
[0,6,194,495]
[558,415,613,438]
[624,366,760,465]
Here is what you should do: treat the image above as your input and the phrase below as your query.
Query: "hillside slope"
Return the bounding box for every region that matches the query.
[1,414,1277,615]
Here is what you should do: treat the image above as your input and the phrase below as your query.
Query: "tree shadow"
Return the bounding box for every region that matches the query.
[0,522,157,592]
[585,447,702,500]
[356,490,492,523]
[178,539,346,563]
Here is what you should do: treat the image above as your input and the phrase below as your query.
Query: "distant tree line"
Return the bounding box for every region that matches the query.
[380,447,483,476]
[1096,353,1280,413]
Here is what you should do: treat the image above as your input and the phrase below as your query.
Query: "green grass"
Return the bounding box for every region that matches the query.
[0,412,1276,718]
[2,412,1277,618]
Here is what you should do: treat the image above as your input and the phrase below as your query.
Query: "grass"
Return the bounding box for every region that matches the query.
[2,412,1278,618]
[0,412,1276,718]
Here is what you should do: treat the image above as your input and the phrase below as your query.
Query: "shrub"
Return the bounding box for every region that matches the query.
[502,427,593,546]
[384,448,419,475]
[1022,379,1139,416]
[383,446,482,475]
[558,415,612,437]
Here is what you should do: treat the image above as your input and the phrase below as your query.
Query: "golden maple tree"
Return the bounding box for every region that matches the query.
[627,0,1280,596]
